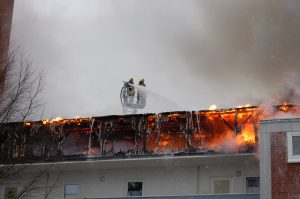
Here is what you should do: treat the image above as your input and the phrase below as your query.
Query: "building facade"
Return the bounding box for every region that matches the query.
[3,105,300,198]
[260,118,300,199]
[0,108,262,199]
[0,154,259,199]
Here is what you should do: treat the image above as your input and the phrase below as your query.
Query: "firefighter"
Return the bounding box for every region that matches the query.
[138,78,146,87]
[137,78,146,105]
[129,78,134,84]
[127,78,135,97]
[123,78,135,104]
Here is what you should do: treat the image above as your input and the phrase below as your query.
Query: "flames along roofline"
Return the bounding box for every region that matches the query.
[1,104,263,164]
[9,104,296,125]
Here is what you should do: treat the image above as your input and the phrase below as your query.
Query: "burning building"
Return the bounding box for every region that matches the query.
[0,106,263,163]
[0,104,299,199]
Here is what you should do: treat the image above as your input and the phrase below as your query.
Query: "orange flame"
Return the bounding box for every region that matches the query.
[24,122,31,126]
[241,124,256,143]
[209,104,217,111]
[278,102,291,111]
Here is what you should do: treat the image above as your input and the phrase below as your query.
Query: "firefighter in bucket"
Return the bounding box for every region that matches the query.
[121,78,147,114]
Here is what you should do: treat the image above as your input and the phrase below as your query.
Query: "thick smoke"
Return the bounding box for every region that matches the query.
[11,0,300,118]
[177,0,300,102]
[279,74,300,104]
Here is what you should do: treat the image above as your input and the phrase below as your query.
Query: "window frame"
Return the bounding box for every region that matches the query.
[245,177,260,194]
[63,183,80,199]
[127,181,143,196]
[210,176,232,194]
[4,186,18,199]
[287,132,300,163]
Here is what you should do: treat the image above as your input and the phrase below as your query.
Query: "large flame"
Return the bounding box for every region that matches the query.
[241,124,256,143]
[21,103,300,157]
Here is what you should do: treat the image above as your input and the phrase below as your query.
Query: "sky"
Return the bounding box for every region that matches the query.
[11,0,300,119]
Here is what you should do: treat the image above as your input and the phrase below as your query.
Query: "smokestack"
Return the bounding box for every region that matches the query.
[0,0,14,91]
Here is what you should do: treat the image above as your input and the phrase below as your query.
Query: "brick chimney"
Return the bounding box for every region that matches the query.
[0,0,14,91]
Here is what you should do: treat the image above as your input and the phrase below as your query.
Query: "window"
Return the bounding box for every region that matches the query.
[211,177,232,194]
[246,177,260,193]
[127,182,142,196]
[4,187,17,199]
[287,132,300,163]
[64,184,79,198]
[292,136,300,155]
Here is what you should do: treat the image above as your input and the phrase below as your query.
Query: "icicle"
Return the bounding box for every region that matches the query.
[155,113,161,143]
[88,118,95,158]
[196,111,201,132]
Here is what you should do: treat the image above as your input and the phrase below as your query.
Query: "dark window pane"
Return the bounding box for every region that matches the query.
[128,182,142,196]
[292,136,300,155]
[246,177,260,193]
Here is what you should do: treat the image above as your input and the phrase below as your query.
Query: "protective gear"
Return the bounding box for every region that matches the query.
[138,79,145,87]
[129,78,134,85]
[123,78,135,99]
[137,79,146,105]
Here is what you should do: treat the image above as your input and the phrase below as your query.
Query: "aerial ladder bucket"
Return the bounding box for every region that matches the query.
[120,83,146,114]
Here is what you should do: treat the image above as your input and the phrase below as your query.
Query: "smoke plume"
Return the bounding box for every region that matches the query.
[11,0,300,118]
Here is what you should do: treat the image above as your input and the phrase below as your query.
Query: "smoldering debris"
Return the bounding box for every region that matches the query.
[1,104,299,163]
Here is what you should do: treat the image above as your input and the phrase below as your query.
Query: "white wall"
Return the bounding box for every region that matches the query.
[198,162,259,194]
[55,166,197,198]
[0,154,259,199]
